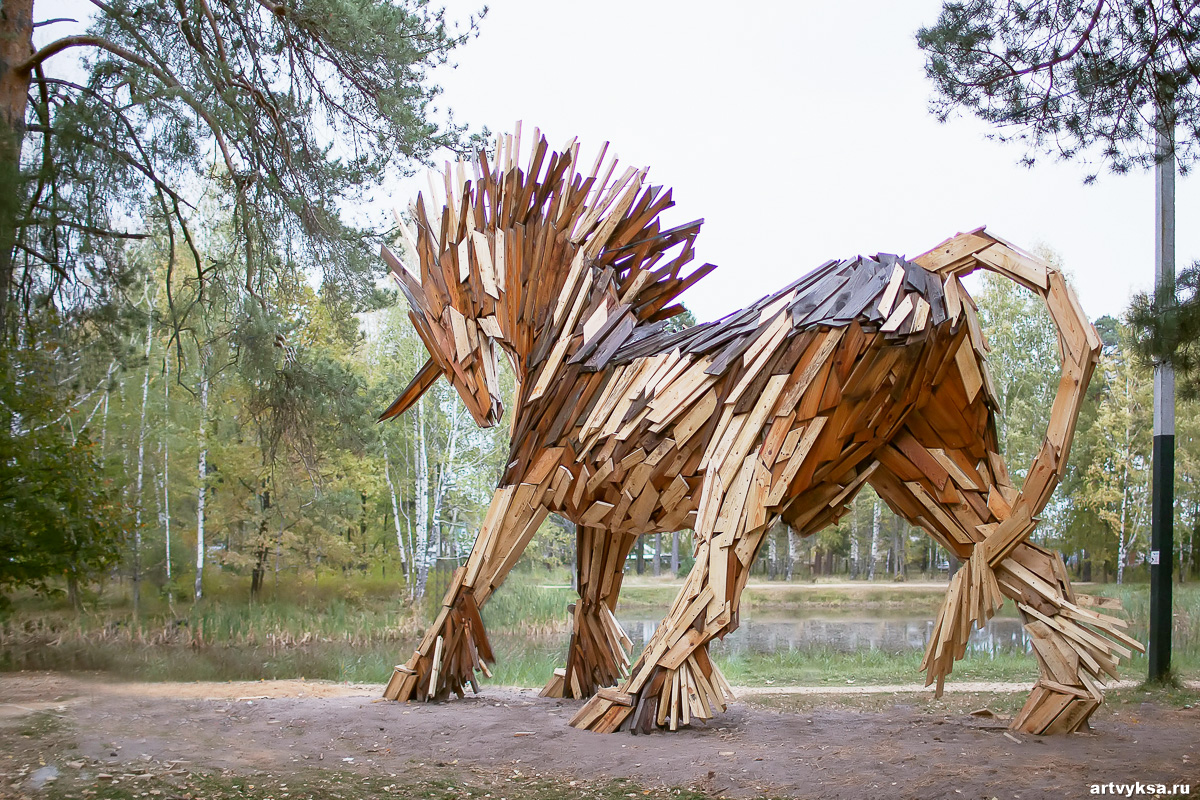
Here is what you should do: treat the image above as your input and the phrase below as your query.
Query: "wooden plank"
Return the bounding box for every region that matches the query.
[913,232,992,273]
[943,275,963,322]
[953,336,984,404]
[596,687,634,706]
[974,242,1049,291]
[878,267,902,321]
[880,294,914,334]
[776,329,843,414]
[766,416,827,505]
[894,431,950,490]
[910,297,931,332]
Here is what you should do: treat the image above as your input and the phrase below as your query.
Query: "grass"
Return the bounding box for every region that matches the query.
[0,569,580,684]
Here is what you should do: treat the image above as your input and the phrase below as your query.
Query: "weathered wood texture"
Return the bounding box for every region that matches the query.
[379,129,1139,736]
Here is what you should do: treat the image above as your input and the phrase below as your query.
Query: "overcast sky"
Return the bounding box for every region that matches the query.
[407,0,1199,325]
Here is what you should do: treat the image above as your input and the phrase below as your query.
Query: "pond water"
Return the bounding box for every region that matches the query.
[616,611,1031,656]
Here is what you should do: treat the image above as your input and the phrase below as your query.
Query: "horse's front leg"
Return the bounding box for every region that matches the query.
[383,483,549,702]
[541,526,636,699]
[569,460,780,733]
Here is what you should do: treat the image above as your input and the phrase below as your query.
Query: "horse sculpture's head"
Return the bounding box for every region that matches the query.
[377,238,505,428]
[379,125,710,434]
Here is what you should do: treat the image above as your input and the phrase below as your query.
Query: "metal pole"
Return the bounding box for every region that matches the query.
[1149,102,1175,682]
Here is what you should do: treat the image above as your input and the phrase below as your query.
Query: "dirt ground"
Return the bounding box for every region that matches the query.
[1,672,1197,799]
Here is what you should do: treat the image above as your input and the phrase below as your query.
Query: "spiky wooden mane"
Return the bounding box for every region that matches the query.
[401,128,715,378]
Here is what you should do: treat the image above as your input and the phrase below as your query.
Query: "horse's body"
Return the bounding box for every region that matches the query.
[380,130,1139,735]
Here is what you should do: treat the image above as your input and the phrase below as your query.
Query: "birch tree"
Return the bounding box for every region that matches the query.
[1081,331,1152,582]
[131,299,154,618]
[195,345,210,601]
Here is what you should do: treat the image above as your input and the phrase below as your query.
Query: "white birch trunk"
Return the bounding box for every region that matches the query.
[132,311,153,618]
[767,527,778,579]
[194,347,210,601]
[1118,370,1134,585]
[850,498,861,579]
[869,496,881,581]
[422,403,463,598]
[413,395,431,601]
[786,525,796,580]
[163,349,171,581]
[383,445,407,570]
[99,360,114,455]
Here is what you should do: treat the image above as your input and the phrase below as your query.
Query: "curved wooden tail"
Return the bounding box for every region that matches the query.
[913,228,1143,734]
[915,227,1101,552]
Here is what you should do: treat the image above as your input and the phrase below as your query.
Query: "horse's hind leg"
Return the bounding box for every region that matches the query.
[541,526,635,699]
[384,484,548,703]
[870,446,1139,735]
[998,542,1112,733]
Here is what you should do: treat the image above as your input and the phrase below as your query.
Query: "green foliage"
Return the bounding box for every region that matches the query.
[917,0,1198,177]
[974,270,1059,478]
[1075,325,1152,579]
[0,326,124,606]
[1128,263,1200,399]
[662,304,697,334]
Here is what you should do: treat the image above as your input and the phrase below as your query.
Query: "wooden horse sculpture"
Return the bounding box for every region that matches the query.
[379,128,1141,735]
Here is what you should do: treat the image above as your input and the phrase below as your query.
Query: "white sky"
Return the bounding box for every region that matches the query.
[411,0,1198,325]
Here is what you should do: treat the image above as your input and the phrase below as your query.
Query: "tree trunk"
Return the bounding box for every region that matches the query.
[251,488,270,598]
[1117,369,1135,585]
[383,445,407,573]
[98,361,115,455]
[163,344,171,581]
[653,532,662,577]
[785,525,796,580]
[849,498,861,579]
[132,307,153,619]
[670,530,680,575]
[413,395,432,601]
[417,400,464,600]
[66,572,81,612]
[194,347,210,601]
[868,496,880,580]
[0,0,33,332]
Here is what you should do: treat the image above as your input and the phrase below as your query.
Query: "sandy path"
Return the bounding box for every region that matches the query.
[2,672,1198,799]
[7,674,1185,706]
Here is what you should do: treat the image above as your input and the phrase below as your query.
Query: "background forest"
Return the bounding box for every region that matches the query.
[3,234,1196,615]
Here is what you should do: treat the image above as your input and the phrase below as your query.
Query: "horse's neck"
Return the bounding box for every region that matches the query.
[500,279,631,480]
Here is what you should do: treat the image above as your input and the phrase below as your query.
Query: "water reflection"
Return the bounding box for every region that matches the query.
[616,612,1030,656]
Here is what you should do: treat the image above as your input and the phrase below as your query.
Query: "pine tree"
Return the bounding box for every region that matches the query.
[0,0,482,337]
